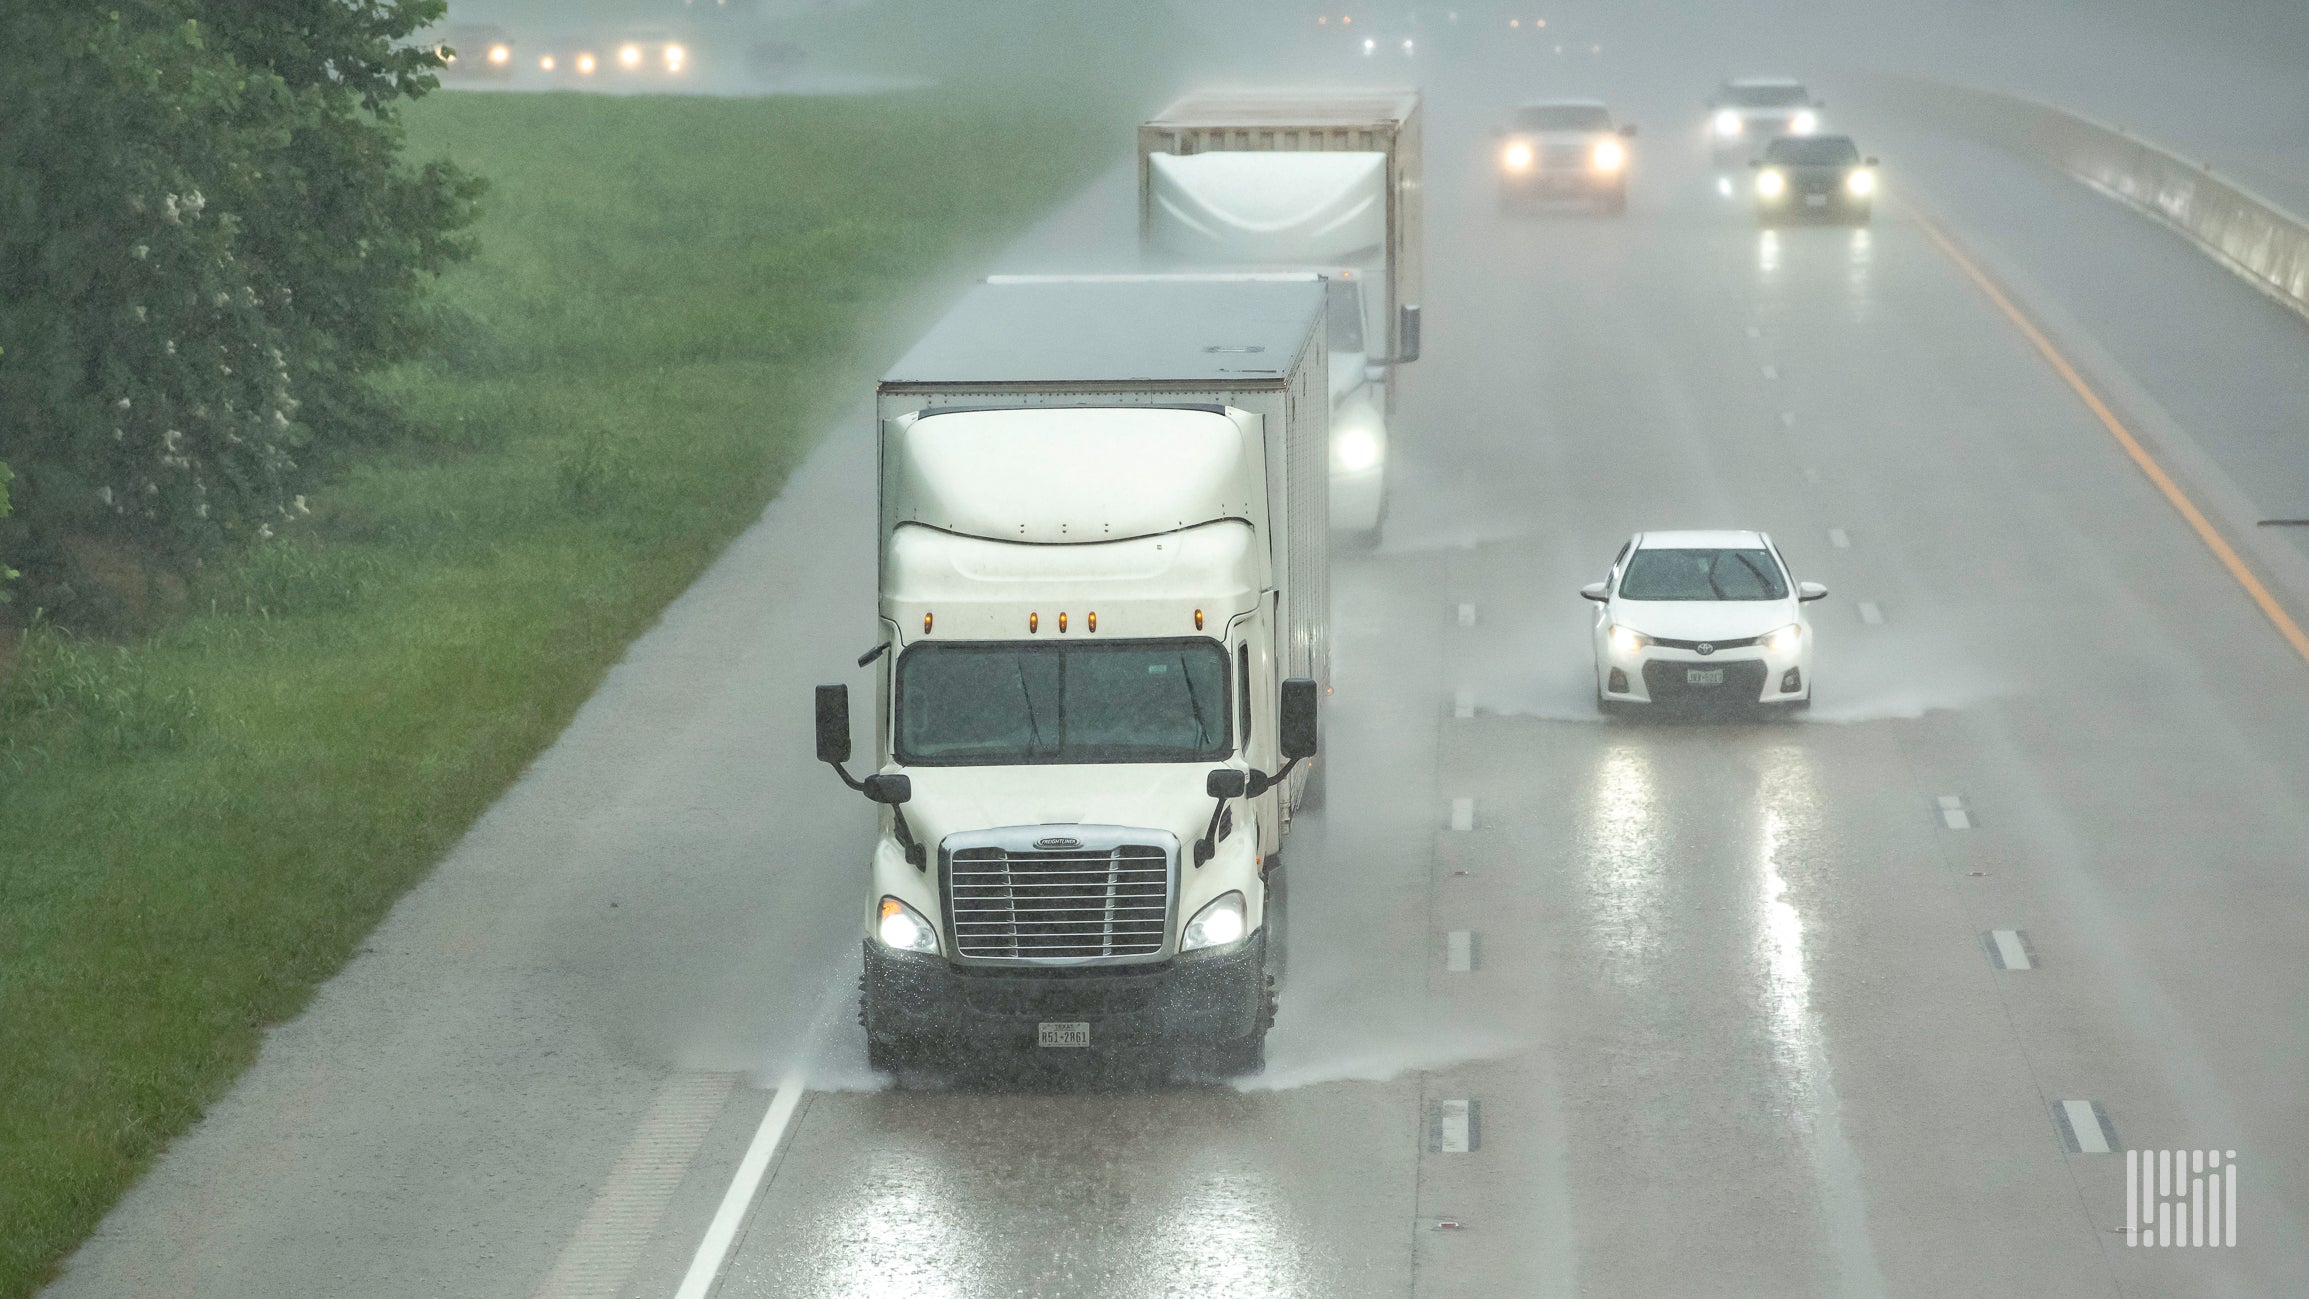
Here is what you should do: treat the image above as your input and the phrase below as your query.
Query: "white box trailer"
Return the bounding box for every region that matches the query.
[811,275,1330,1076]
[1137,92,1422,537]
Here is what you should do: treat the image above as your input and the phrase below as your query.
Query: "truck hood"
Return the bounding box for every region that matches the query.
[1148,152,1388,266]
[894,762,1227,852]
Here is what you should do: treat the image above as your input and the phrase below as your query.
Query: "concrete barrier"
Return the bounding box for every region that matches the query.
[1873,76,2309,324]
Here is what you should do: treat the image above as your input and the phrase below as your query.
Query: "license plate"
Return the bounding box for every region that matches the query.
[1805,193,1829,207]
[1038,1021,1091,1048]
[1686,668,1725,685]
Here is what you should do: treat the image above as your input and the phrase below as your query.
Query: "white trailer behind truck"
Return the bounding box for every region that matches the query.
[1138,92,1423,539]
[812,275,1330,1075]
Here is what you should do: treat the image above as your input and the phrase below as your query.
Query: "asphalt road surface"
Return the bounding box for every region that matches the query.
[45,65,2309,1299]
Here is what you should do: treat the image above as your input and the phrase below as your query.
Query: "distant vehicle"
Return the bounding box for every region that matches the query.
[429,24,514,80]
[1752,136,1878,224]
[1583,530,1827,712]
[1707,78,1820,163]
[605,26,693,79]
[1496,100,1636,216]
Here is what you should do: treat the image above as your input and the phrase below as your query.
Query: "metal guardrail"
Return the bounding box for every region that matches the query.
[1875,77,2309,324]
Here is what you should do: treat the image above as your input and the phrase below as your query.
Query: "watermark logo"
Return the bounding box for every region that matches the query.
[2126,1149,2236,1247]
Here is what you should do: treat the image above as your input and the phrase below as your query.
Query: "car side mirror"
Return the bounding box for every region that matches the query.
[1395,304,1421,364]
[1620,123,1638,138]
[861,773,912,804]
[1748,159,1762,169]
[814,684,851,764]
[1279,678,1319,760]
[1865,156,1879,167]
[1206,769,1247,799]
[1798,581,1829,602]
[1581,581,1609,602]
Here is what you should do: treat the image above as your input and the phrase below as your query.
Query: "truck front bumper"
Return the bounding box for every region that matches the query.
[863,933,1267,1052]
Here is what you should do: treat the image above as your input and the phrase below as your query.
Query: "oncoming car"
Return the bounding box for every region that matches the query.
[1582,531,1828,712]
[1707,78,1820,163]
[430,24,514,80]
[1752,135,1878,224]
[1496,100,1637,215]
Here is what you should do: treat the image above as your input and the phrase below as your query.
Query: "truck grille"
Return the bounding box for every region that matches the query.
[947,845,1171,962]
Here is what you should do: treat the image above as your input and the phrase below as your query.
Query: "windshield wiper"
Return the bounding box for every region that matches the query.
[1013,660,1045,754]
[1177,653,1212,749]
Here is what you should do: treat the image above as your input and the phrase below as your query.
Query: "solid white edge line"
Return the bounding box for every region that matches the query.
[672,1066,809,1299]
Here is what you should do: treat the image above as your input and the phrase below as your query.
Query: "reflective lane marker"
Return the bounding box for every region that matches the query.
[1938,794,1971,830]
[1452,688,1475,719]
[1457,602,1477,627]
[1920,215,2309,668]
[1985,929,2035,970]
[1829,528,1851,549]
[1449,798,1475,832]
[1430,1098,1481,1153]
[1446,929,1477,972]
[1858,601,1884,625]
[2055,1099,2121,1154]
[532,1073,735,1299]
[672,1065,809,1299]
[1761,364,1780,380]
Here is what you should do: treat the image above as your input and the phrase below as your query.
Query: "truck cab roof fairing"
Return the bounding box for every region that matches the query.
[1146,152,1388,267]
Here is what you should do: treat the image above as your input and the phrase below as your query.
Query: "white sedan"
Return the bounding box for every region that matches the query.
[1582,530,1827,711]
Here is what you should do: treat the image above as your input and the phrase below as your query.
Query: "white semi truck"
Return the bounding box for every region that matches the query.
[813,275,1330,1075]
[1138,92,1424,541]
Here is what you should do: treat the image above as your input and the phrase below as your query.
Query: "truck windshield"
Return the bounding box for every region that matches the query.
[896,639,1232,765]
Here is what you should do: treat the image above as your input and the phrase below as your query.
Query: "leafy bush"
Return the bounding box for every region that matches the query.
[0,621,200,772]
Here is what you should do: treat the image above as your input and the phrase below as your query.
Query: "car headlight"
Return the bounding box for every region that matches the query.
[1502,141,1533,172]
[487,43,510,65]
[538,54,556,71]
[1714,109,1742,137]
[876,896,938,953]
[576,51,597,73]
[1334,423,1381,472]
[664,43,686,71]
[1764,624,1802,653]
[1846,168,1875,196]
[618,42,643,69]
[1182,891,1248,952]
[1592,138,1627,173]
[1756,168,1787,198]
[1608,624,1651,654]
[1791,109,1819,135]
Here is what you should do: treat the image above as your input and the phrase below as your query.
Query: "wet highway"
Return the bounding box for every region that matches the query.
[45,61,2309,1299]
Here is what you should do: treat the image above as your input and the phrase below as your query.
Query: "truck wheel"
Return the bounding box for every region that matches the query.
[866,1032,912,1073]
[1204,1029,1266,1078]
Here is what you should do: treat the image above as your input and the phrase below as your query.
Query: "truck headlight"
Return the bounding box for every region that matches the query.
[1791,109,1819,135]
[1756,168,1786,198]
[1334,423,1381,472]
[1182,891,1247,952]
[1502,141,1534,172]
[877,896,938,953]
[1607,624,1651,654]
[1846,168,1875,197]
[1764,624,1802,653]
[1591,138,1626,173]
[1713,110,1742,137]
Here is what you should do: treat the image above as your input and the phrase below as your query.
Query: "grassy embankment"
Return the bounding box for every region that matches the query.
[0,87,1120,1295]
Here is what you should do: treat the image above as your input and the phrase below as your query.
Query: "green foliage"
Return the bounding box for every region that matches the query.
[0,458,16,600]
[0,620,201,770]
[0,0,482,598]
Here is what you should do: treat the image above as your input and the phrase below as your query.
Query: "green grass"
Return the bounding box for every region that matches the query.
[0,86,1126,1296]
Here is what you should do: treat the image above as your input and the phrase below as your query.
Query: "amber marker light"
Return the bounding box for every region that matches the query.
[1058,612,1069,633]
[1194,609,1205,630]
[922,612,932,634]
[1029,612,1039,633]
[1086,611,1097,633]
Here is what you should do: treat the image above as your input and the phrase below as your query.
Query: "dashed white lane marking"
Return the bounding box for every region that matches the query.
[1446,930,1476,972]
[531,1073,736,1299]
[2056,1099,2119,1154]
[1745,325,1762,339]
[673,1065,810,1299]
[1430,1098,1480,1153]
[1858,601,1884,625]
[1762,364,1780,380]
[1449,797,1475,832]
[1829,528,1851,549]
[1457,602,1477,627]
[1452,688,1475,719]
[1987,929,2034,970]
[1938,794,1972,830]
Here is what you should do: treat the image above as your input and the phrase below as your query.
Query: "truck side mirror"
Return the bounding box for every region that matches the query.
[1206,769,1248,799]
[1279,678,1319,760]
[1395,304,1421,364]
[814,684,852,765]
[862,773,913,804]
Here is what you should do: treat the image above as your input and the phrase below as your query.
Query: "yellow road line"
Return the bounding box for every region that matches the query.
[1917,214,2309,666]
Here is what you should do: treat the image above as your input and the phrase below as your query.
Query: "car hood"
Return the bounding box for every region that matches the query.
[1609,598,1796,641]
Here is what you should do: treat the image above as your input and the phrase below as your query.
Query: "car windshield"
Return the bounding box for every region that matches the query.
[896,639,1231,765]
[1764,136,1861,165]
[1515,104,1612,131]
[1724,83,1811,107]
[1326,277,1365,353]
[1619,548,1788,601]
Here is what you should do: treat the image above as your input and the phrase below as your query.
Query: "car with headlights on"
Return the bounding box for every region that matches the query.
[1706,78,1820,163]
[1583,530,1827,712]
[429,24,515,80]
[1752,135,1877,224]
[1496,100,1636,215]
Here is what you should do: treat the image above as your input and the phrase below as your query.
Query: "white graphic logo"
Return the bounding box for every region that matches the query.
[2127,1149,2236,1247]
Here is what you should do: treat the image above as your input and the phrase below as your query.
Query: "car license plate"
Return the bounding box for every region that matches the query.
[1038,1021,1091,1048]
[1686,668,1725,685]
[1805,193,1829,207]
